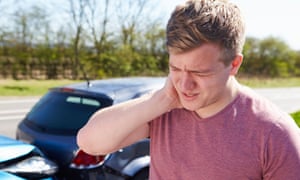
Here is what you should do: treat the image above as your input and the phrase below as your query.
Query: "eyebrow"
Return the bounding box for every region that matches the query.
[169,63,213,74]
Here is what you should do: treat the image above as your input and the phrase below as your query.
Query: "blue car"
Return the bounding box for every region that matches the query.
[0,135,58,179]
[0,171,25,180]
[16,77,165,179]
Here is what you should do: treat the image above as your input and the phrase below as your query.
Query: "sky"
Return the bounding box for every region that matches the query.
[159,0,300,50]
[1,0,299,50]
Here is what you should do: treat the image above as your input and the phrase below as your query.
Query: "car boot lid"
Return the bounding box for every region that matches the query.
[0,136,34,163]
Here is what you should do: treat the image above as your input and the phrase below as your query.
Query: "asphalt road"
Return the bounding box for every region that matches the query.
[255,87,300,113]
[0,97,40,138]
[1,87,300,139]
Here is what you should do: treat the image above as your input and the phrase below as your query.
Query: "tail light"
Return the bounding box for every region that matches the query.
[70,150,105,169]
[60,87,75,93]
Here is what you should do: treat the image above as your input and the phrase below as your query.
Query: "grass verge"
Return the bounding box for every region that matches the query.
[237,77,300,88]
[0,77,300,127]
[0,79,79,96]
[291,111,300,127]
[1,77,300,96]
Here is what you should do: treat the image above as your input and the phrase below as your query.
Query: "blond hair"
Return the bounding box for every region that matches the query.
[166,0,245,65]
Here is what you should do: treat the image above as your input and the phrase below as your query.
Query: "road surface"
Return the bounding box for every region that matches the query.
[0,97,39,138]
[255,87,300,113]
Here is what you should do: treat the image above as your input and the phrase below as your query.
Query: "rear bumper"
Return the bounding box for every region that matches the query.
[56,166,105,180]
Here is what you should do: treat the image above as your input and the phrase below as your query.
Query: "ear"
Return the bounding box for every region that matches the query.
[230,54,243,75]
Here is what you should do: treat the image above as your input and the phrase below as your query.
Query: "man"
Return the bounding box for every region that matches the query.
[77,0,300,179]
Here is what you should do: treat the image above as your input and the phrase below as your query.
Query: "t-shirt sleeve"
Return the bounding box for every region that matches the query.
[262,116,300,180]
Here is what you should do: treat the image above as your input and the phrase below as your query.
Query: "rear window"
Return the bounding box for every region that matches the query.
[25,91,113,134]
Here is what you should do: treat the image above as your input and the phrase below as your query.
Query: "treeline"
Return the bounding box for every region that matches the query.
[0,0,170,79]
[241,37,300,77]
[0,0,299,80]
[1,36,299,80]
[0,43,169,79]
[0,24,169,79]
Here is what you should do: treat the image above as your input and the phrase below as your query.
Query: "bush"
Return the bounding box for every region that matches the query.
[291,111,300,127]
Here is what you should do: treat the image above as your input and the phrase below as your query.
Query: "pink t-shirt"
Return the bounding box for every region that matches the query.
[149,87,300,180]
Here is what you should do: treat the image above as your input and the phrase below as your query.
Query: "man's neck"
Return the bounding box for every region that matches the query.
[195,76,240,119]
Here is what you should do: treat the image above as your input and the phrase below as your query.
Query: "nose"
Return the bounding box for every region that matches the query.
[180,72,195,91]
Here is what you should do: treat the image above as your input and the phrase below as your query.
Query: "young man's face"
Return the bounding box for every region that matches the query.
[169,43,237,117]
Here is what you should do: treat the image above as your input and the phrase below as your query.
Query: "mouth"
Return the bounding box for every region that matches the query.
[181,92,198,101]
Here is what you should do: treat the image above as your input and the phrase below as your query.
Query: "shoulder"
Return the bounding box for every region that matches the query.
[238,85,287,119]
[237,85,298,133]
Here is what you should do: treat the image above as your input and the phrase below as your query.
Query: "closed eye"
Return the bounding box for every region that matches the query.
[169,64,181,72]
[193,72,212,77]
[169,63,215,77]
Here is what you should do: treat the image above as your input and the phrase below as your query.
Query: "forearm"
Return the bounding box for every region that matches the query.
[77,89,172,155]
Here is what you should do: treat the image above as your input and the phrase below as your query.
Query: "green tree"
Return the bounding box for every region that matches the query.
[241,37,297,77]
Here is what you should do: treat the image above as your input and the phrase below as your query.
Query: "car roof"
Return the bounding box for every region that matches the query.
[53,77,166,103]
